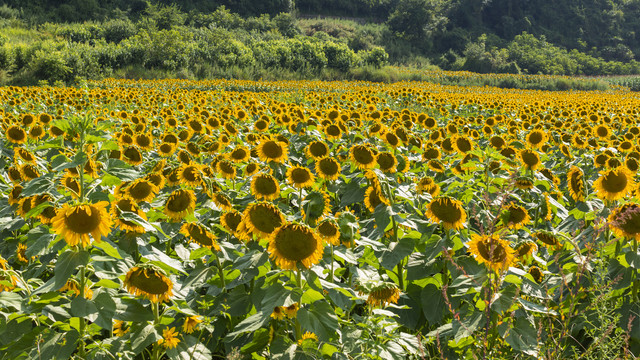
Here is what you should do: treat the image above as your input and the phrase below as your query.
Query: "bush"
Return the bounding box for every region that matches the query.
[28,49,70,82]
[102,19,136,43]
[360,46,389,68]
[323,41,360,71]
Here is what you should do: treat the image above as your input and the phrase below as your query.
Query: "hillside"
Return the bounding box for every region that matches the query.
[0,0,640,85]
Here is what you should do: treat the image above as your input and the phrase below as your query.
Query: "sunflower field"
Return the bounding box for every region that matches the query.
[1,77,640,359]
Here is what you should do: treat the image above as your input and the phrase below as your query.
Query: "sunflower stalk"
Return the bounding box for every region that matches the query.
[384,182,404,291]
[78,264,87,358]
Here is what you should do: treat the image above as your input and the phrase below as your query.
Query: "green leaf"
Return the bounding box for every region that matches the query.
[452,311,483,342]
[0,292,22,310]
[227,311,270,339]
[93,239,123,259]
[51,152,87,172]
[94,290,117,331]
[297,301,339,341]
[380,237,415,270]
[166,335,212,360]
[70,296,98,319]
[54,250,90,289]
[130,324,160,355]
[301,289,325,304]
[339,181,365,208]
[491,284,517,314]
[115,298,154,322]
[21,174,56,197]
[28,329,79,360]
[625,250,640,269]
[499,316,538,356]
[421,283,446,325]
[372,205,393,240]
[241,328,270,354]
[104,159,141,181]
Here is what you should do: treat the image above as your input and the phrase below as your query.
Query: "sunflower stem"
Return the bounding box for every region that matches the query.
[329,245,334,283]
[78,264,86,358]
[296,270,302,289]
[299,187,304,218]
[634,238,639,301]
[214,252,226,290]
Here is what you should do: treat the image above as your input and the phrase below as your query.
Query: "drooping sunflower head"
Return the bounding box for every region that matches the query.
[316,218,340,246]
[164,189,197,221]
[532,230,562,250]
[242,202,285,238]
[349,144,376,170]
[425,196,466,231]
[376,152,397,173]
[221,209,243,237]
[451,135,473,153]
[119,178,159,203]
[267,223,323,270]
[594,167,635,201]
[51,201,112,247]
[609,204,640,240]
[500,203,531,230]
[514,176,534,190]
[229,146,250,163]
[180,222,220,250]
[315,157,341,181]
[515,240,538,260]
[468,233,514,272]
[567,166,585,202]
[124,264,173,303]
[216,160,237,180]
[357,280,401,307]
[121,146,143,166]
[211,191,233,211]
[286,166,315,189]
[416,177,440,197]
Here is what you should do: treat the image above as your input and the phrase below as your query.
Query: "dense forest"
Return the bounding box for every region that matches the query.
[1,0,640,85]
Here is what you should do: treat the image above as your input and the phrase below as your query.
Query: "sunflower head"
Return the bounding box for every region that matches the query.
[357,280,401,307]
[315,157,341,181]
[301,191,331,222]
[221,210,243,237]
[268,223,323,270]
[468,233,514,272]
[305,141,329,160]
[286,166,315,189]
[242,202,285,238]
[164,189,197,221]
[350,144,376,170]
[567,166,585,202]
[425,196,466,231]
[609,204,640,240]
[500,203,531,230]
[52,201,112,247]
[181,222,220,250]
[124,264,173,303]
[258,139,288,164]
[111,198,147,233]
[316,219,340,245]
[594,167,635,201]
[364,185,390,213]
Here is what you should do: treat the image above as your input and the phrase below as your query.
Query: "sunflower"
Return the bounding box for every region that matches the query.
[229,146,250,163]
[257,139,288,164]
[284,303,299,318]
[8,184,23,205]
[181,222,220,250]
[376,152,397,173]
[593,167,635,201]
[567,166,585,202]
[519,149,542,171]
[182,316,202,334]
[528,266,544,283]
[305,141,330,160]
[427,159,446,173]
[211,191,233,211]
[324,124,342,140]
[416,177,440,197]
[121,146,143,166]
[20,164,39,181]
[525,129,548,149]
[145,173,165,189]
[117,178,159,203]
[110,198,147,233]
[216,160,237,180]
[315,157,341,181]
[158,142,176,157]
[6,125,27,144]
[298,332,319,346]
[164,189,197,221]
[301,191,331,222]
[425,196,466,230]
[0,256,17,291]
[113,320,130,337]
[515,177,534,190]
[500,203,531,230]
[609,204,640,240]
[533,230,562,250]
[350,144,376,170]
[125,264,173,303]
[286,166,315,189]
[178,164,202,187]
[221,210,243,236]
[489,135,506,150]
[242,202,285,238]
[515,241,538,259]
[468,233,514,272]
[244,162,260,177]
[268,223,323,270]
[32,194,56,225]
[15,147,36,163]
[316,219,340,245]
[364,186,390,212]
[51,201,112,247]
[7,166,22,183]
[271,306,286,320]
[135,133,153,150]
[357,281,401,307]
[422,146,441,161]
[451,135,473,153]
[158,327,180,349]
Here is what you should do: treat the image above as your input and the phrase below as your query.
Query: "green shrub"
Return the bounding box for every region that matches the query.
[102,19,136,43]
[360,46,389,68]
[28,49,70,82]
[323,41,360,71]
